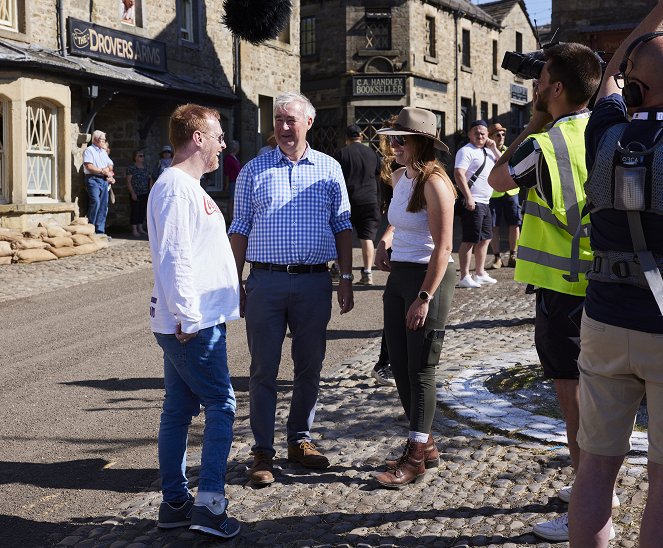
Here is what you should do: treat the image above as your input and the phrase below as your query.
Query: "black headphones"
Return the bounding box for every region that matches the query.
[619,31,663,107]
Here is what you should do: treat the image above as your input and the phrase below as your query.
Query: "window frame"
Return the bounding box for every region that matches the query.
[425,16,436,59]
[178,0,200,46]
[300,16,315,55]
[492,40,498,77]
[26,100,58,201]
[0,0,17,32]
[461,29,471,68]
[0,101,5,203]
[365,9,391,51]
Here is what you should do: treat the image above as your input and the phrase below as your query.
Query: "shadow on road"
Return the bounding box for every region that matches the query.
[59,377,164,391]
[0,458,157,493]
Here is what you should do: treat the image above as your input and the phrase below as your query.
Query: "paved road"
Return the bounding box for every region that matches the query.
[0,237,651,547]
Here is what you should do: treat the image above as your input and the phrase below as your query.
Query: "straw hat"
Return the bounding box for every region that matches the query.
[376,107,449,152]
[488,122,507,136]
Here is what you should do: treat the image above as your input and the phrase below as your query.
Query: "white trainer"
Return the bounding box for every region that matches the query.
[457,274,481,288]
[532,513,615,542]
[557,485,620,508]
[473,273,497,285]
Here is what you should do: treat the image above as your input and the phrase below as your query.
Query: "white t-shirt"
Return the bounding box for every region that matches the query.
[147,167,240,334]
[454,143,497,204]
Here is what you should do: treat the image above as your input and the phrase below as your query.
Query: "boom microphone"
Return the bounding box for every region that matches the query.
[223,0,293,45]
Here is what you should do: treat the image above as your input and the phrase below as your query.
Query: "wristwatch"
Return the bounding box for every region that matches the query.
[418,290,432,302]
[340,273,354,281]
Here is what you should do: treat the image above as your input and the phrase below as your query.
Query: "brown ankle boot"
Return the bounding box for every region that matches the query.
[385,434,439,469]
[375,440,426,488]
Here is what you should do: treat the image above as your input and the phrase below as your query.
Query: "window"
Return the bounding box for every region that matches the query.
[516,31,523,54]
[309,108,340,156]
[461,29,471,68]
[492,40,498,76]
[460,97,472,135]
[300,17,315,56]
[26,101,57,198]
[492,103,498,123]
[120,0,143,27]
[425,16,436,58]
[480,101,488,122]
[511,103,527,134]
[278,19,290,44]
[178,0,200,44]
[433,110,446,147]
[355,106,401,153]
[0,0,17,31]
[365,9,391,50]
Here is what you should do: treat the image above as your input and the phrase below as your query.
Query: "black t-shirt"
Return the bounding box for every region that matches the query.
[334,142,381,206]
[585,94,663,333]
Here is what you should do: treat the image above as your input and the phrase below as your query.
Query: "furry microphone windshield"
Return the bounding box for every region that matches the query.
[222,0,293,44]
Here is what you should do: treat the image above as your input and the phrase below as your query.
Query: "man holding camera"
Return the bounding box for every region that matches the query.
[567,3,663,546]
[489,43,602,542]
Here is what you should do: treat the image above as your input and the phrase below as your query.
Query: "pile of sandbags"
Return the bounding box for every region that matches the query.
[0,217,109,265]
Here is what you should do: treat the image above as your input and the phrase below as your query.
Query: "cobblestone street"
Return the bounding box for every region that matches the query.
[3,238,649,547]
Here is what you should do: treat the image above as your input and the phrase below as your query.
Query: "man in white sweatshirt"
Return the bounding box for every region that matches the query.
[147,103,241,540]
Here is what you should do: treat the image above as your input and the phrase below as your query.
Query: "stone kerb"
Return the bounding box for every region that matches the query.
[436,346,649,454]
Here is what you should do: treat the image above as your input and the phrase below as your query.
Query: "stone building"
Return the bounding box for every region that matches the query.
[0,1,300,230]
[300,0,538,158]
[552,0,656,54]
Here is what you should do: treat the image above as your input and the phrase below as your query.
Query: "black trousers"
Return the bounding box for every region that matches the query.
[130,194,149,225]
[383,261,457,433]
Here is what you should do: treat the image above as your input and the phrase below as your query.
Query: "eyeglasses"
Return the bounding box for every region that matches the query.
[137,154,145,157]
[389,135,406,146]
[199,131,225,144]
[493,131,506,137]
[614,72,650,92]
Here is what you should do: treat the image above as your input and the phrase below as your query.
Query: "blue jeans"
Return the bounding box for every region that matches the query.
[154,324,236,503]
[244,268,332,455]
[86,176,109,233]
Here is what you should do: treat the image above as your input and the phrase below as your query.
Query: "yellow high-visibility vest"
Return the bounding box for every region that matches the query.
[514,113,592,296]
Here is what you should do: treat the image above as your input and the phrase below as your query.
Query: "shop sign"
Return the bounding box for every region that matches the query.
[511,83,528,103]
[353,76,406,97]
[68,18,167,72]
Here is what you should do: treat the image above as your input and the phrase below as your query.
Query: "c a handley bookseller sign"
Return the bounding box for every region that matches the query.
[353,76,406,97]
[68,18,167,72]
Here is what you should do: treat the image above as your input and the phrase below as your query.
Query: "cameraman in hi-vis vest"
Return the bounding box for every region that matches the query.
[489,42,602,542]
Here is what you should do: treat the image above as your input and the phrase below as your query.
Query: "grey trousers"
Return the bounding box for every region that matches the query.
[245,268,332,455]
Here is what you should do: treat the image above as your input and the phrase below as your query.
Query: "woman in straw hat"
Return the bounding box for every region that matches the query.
[373,107,458,487]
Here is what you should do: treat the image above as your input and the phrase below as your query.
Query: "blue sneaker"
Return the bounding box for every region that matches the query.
[157,495,194,529]
[189,499,241,539]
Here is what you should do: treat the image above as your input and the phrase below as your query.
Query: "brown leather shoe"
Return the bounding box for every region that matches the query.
[385,434,440,470]
[375,440,426,488]
[249,450,274,485]
[287,441,330,469]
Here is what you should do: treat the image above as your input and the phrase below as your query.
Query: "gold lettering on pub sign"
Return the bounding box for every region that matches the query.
[70,21,163,69]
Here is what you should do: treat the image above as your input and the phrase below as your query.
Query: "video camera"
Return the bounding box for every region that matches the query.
[502,41,606,80]
[501,49,547,80]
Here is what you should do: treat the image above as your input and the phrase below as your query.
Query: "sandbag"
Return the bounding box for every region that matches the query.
[43,236,74,248]
[72,217,89,225]
[0,255,12,265]
[23,227,47,238]
[71,234,94,246]
[64,224,95,235]
[46,225,69,238]
[11,238,49,250]
[49,246,77,258]
[92,236,109,250]
[0,241,12,257]
[71,243,99,255]
[15,248,57,263]
[0,230,22,242]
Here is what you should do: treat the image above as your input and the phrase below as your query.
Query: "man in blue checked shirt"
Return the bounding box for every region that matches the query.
[229,91,354,487]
